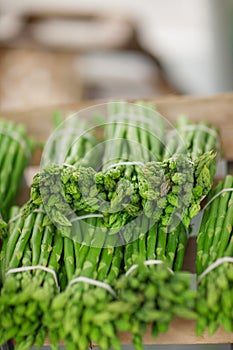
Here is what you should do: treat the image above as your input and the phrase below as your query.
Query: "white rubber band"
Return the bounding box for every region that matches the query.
[198,257,233,283]
[125,259,174,276]
[190,188,233,238]
[202,188,233,211]
[62,163,76,169]
[33,209,46,214]
[8,213,22,224]
[68,276,117,298]
[106,161,145,171]
[165,156,195,166]
[6,265,60,291]
[8,209,46,225]
[0,128,31,158]
[70,214,104,223]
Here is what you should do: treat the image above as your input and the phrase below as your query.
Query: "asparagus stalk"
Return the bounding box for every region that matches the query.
[0,119,34,218]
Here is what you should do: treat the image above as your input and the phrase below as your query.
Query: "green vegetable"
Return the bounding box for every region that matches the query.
[0,119,34,219]
[196,176,233,335]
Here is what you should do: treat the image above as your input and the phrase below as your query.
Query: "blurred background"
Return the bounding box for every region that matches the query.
[0,0,233,111]
[0,2,233,350]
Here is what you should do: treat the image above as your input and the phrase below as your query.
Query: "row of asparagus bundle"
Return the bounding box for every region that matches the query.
[0,208,196,350]
[25,149,215,242]
[0,102,220,350]
[0,119,34,219]
[196,175,233,336]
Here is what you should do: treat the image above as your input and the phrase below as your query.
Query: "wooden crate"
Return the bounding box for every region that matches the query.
[2,93,233,345]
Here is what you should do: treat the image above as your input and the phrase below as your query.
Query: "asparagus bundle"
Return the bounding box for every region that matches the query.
[102,101,166,168]
[0,119,34,219]
[44,220,124,350]
[0,117,100,349]
[196,175,233,335]
[102,107,217,228]
[113,264,196,350]
[163,115,219,161]
[24,103,217,241]
[43,112,100,169]
[163,116,218,226]
[25,149,215,241]
[0,207,63,349]
[41,104,160,349]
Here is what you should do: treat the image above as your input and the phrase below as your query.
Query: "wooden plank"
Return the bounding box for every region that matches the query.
[118,320,233,345]
[43,320,233,345]
[1,93,233,159]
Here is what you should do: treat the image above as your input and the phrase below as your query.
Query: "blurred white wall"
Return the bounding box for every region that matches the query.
[138,0,233,94]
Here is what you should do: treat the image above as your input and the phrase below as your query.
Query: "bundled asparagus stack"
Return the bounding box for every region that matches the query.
[196,175,233,335]
[0,102,221,350]
[0,119,34,219]
[0,207,64,349]
[163,115,219,161]
[113,263,196,350]
[44,221,124,350]
[25,149,215,240]
[102,101,166,167]
[103,216,196,350]
[0,115,104,349]
[24,102,217,239]
[163,116,218,226]
[43,112,100,169]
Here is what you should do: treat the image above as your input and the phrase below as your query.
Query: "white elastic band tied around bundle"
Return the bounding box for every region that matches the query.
[68,276,117,299]
[166,156,194,166]
[6,265,60,292]
[190,188,233,238]
[70,214,104,223]
[125,259,174,276]
[63,163,76,169]
[0,128,31,159]
[8,209,46,225]
[202,188,233,211]
[198,257,233,284]
[106,161,145,171]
